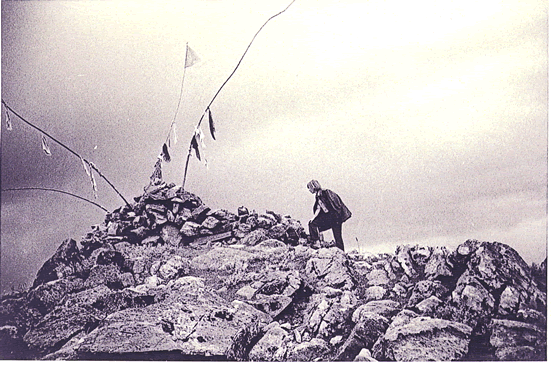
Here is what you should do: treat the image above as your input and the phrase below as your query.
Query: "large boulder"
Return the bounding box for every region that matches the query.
[248,324,288,361]
[305,247,355,290]
[33,239,84,288]
[424,246,453,279]
[353,300,401,320]
[407,280,448,307]
[489,319,546,361]
[26,277,85,316]
[335,311,388,361]
[73,290,270,361]
[23,305,104,356]
[287,337,330,362]
[373,311,472,361]
[456,241,545,312]
[239,229,269,247]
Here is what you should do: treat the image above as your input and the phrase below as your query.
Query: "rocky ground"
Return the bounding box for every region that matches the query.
[0,182,547,361]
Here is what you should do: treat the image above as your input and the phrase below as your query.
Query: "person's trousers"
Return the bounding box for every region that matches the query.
[309,220,344,251]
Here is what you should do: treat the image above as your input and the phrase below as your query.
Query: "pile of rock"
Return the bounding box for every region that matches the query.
[0,184,546,361]
[81,182,307,251]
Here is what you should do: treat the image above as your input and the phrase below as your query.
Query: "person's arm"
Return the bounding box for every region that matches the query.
[312,206,321,222]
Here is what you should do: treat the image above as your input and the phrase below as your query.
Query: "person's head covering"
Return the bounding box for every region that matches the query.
[307,180,322,191]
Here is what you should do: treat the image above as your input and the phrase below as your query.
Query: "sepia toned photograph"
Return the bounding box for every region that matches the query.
[0,0,547,361]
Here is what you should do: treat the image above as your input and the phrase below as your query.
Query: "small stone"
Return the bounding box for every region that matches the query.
[143,275,160,287]
[268,224,287,240]
[353,348,377,362]
[294,328,302,343]
[236,285,257,300]
[190,204,210,222]
[180,221,201,237]
[237,206,249,216]
[141,236,161,246]
[201,216,221,230]
[415,295,442,315]
[366,269,390,286]
[145,203,166,213]
[161,224,183,246]
[330,335,343,346]
[364,286,387,302]
[280,322,291,330]
[158,256,189,281]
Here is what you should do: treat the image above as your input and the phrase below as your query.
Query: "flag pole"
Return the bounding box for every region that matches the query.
[165,42,190,146]
[181,0,297,189]
[1,100,130,206]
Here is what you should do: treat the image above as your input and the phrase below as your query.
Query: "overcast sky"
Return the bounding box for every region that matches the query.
[1,0,547,293]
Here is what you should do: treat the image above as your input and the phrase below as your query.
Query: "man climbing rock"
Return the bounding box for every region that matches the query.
[307,180,351,251]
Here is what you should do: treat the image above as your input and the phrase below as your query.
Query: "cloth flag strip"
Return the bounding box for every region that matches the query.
[81,157,90,177]
[172,123,178,145]
[185,45,200,68]
[208,108,216,140]
[161,143,171,162]
[5,109,12,131]
[80,156,97,199]
[196,127,206,148]
[191,127,209,165]
[150,158,163,184]
[191,134,201,161]
[41,134,52,156]
[88,161,99,199]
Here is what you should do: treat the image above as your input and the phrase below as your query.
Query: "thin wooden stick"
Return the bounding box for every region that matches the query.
[182,0,297,188]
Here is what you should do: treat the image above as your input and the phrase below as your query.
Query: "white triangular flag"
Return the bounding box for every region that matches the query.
[185,45,200,68]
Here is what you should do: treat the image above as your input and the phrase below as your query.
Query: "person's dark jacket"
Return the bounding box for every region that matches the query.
[312,189,351,231]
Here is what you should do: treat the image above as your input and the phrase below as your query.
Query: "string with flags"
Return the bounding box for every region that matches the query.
[148,43,201,186]
[181,0,296,188]
[1,100,129,206]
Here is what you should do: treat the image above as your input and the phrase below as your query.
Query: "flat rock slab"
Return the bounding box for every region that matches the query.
[379,316,472,361]
[75,290,270,361]
[23,304,104,355]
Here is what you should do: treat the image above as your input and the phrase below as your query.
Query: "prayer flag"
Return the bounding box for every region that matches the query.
[161,143,171,162]
[185,45,200,68]
[172,123,178,145]
[88,162,99,199]
[41,135,52,156]
[191,135,201,161]
[208,108,216,140]
[81,157,91,177]
[86,162,98,199]
[5,110,12,131]
[90,171,98,199]
[196,128,206,149]
[150,158,163,184]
